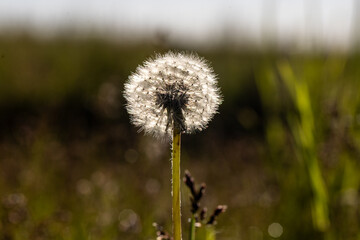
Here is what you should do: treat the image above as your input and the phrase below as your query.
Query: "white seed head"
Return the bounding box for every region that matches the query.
[124,51,222,139]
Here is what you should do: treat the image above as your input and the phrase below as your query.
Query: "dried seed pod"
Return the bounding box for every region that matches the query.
[207,205,227,225]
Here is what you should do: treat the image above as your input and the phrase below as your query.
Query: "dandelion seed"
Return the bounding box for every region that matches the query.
[124,51,222,139]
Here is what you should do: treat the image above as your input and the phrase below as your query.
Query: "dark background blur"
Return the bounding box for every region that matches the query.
[1,1,360,240]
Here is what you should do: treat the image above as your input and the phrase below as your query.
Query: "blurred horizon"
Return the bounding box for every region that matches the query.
[0,0,359,52]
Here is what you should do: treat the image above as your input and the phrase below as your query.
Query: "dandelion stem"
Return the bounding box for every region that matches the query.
[172,126,182,240]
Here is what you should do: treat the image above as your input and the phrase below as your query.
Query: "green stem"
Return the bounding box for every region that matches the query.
[172,127,182,240]
[189,215,196,240]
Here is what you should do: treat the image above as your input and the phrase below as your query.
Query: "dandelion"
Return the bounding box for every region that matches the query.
[124,51,221,139]
[124,51,222,240]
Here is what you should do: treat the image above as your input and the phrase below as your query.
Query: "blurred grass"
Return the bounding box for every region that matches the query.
[277,60,329,231]
[0,34,360,240]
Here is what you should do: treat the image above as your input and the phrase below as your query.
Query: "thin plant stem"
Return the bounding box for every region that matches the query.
[172,126,182,240]
[189,215,196,240]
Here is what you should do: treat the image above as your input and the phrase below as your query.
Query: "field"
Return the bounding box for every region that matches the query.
[0,35,360,239]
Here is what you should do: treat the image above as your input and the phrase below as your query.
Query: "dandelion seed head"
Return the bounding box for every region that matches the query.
[124,51,222,139]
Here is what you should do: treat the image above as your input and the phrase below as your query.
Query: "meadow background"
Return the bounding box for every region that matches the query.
[1,1,360,240]
[1,35,360,240]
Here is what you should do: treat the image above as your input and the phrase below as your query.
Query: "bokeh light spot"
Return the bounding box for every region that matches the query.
[268,222,283,238]
[124,149,139,163]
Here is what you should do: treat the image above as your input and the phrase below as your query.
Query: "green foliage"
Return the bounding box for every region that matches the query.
[255,55,360,239]
[277,60,329,231]
[196,225,216,240]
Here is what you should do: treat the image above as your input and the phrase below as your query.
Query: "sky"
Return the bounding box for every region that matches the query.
[0,0,357,50]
